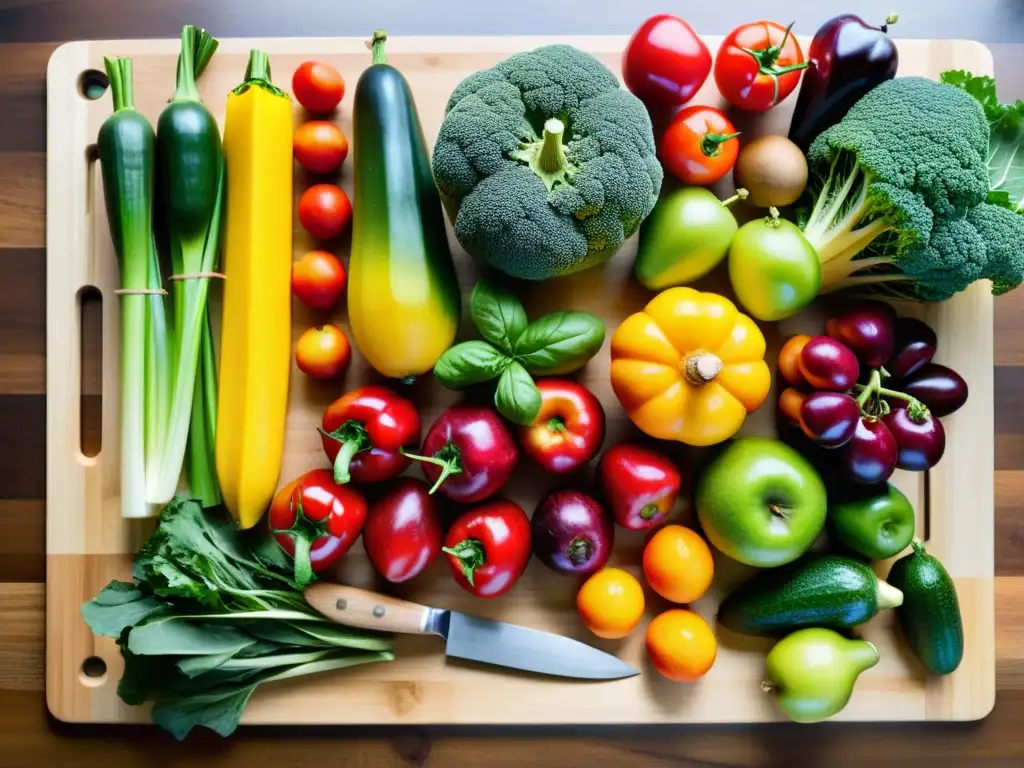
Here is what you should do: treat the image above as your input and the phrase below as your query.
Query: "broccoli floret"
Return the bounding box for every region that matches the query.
[432,45,662,280]
[797,76,1023,299]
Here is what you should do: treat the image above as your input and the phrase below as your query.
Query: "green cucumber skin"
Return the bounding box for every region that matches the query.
[157,102,223,239]
[887,543,964,675]
[98,110,155,259]
[351,63,461,324]
[718,555,882,636]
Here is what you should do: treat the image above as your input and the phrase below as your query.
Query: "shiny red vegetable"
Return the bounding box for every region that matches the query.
[405,405,519,503]
[659,105,740,186]
[268,469,367,586]
[319,385,421,485]
[622,14,711,108]
[518,379,605,474]
[714,21,808,112]
[597,444,681,530]
[362,478,442,583]
[443,499,532,598]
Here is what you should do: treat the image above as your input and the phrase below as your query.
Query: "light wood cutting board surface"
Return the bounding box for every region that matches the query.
[45,34,995,726]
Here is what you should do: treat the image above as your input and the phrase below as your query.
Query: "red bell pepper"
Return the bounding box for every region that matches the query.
[443,499,531,598]
[319,385,421,485]
[518,379,605,474]
[268,468,368,586]
[597,444,682,531]
[714,21,809,112]
[363,478,443,583]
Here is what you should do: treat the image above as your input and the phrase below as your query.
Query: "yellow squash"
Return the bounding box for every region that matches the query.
[215,50,292,529]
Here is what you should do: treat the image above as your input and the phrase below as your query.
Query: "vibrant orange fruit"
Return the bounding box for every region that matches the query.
[577,567,645,639]
[642,525,714,604]
[645,609,717,682]
[778,334,811,387]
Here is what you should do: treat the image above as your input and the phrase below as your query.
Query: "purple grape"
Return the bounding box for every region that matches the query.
[899,364,968,417]
[842,417,898,485]
[827,302,897,367]
[800,336,861,391]
[882,404,946,471]
[800,391,860,448]
[888,317,937,380]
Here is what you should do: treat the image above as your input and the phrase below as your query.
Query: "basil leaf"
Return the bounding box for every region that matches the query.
[470,279,528,354]
[494,362,542,425]
[515,311,606,375]
[434,341,509,389]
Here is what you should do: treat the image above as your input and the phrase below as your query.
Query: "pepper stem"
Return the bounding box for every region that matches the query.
[700,131,741,158]
[318,421,370,485]
[401,444,464,495]
[232,49,287,98]
[547,417,567,433]
[539,119,568,174]
[883,13,899,31]
[683,352,722,386]
[721,188,749,208]
[640,503,660,521]
[441,538,485,587]
[567,537,593,567]
[267,490,317,588]
[371,29,388,65]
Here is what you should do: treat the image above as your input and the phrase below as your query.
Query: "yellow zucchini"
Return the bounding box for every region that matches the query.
[215,50,292,529]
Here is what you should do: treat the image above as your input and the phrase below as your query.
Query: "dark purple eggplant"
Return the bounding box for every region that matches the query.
[531,490,613,576]
[788,14,899,151]
[888,317,938,380]
[899,364,969,417]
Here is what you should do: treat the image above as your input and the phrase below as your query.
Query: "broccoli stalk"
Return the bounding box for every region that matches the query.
[511,118,576,192]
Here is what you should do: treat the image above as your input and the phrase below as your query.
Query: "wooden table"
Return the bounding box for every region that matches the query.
[2,1,1024,764]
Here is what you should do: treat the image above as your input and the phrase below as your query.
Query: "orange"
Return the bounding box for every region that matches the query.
[645,609,717,682]
[642,525,714,604]
[576,567,645,639]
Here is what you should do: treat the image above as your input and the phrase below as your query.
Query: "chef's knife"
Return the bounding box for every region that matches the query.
[304,583,638,680]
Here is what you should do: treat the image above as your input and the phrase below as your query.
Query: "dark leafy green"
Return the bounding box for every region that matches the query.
[81,497,393,740]
[433,278,604,425]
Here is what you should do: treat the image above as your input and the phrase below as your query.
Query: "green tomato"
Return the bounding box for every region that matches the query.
[728,213,820,321]
[828,482,916,561]
[634,187,741,290]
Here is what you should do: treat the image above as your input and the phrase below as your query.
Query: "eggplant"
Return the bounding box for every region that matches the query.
[531,491,614,576]
[788,14,899,151]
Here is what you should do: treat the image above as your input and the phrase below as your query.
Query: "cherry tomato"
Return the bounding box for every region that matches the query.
[622,14,712,108]
[298,184,352,240]
[295,324,351,379]
[294,121,349,174]
[292,60,345,113]
[292,250,346,310]
[659,105,740,186]
[715,21,808,112]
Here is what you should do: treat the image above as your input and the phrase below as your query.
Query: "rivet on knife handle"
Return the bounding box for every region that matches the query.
[304,583,441,635]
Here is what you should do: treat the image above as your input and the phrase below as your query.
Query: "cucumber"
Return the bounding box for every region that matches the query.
[717,555,904,636]
[347,30,461,379]
[886,542,963,675]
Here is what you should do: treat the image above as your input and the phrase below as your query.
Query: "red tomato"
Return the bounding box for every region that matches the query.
[518,380,605,474]
[622,14,711,108]
[295,324,351,379]
[714,21,808,112]
[292,60,345,113]
[294,121,349,174]
[443,500,532,598]
[298,184,352,239]
[292,250,346,309]
[659,105,740,186]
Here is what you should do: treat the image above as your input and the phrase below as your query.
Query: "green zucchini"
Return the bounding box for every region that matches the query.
[347,29,461,380]
[887,542,964,675]
[717,555,904,636]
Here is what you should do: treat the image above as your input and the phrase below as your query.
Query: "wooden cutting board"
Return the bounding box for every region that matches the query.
[45,34,995,727]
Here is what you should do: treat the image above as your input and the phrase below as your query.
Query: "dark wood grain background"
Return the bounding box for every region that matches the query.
[2,1,1024,764]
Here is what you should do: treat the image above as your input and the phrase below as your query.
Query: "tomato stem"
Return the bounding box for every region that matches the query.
[764,206,782,228]
[721,188,749,208]
[547,416,567,433]
[442,538,485,587]
[700,130,741,158]
[401,443,464,495]
[567,537,593,567]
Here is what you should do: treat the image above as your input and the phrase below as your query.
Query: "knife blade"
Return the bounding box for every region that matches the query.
[304,583,638,680]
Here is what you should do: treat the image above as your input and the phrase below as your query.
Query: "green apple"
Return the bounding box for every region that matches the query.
[696,436,827,567]
[727,210,820,322]
[828,482,916,560]
[634,187,744,290]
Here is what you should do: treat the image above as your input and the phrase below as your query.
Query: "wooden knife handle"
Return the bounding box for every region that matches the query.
[304,583,438,635]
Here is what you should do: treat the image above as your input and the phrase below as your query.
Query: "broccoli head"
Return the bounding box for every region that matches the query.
[431,44,662,280]
[797,76,1024,300]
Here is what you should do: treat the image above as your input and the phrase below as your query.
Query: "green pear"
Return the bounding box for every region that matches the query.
[634,187,747,290]
[763,628,879,723]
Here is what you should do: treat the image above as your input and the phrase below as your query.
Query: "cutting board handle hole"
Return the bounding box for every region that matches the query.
[79,656,107,687]
[78,70,109,101]
[78,287,103,459]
